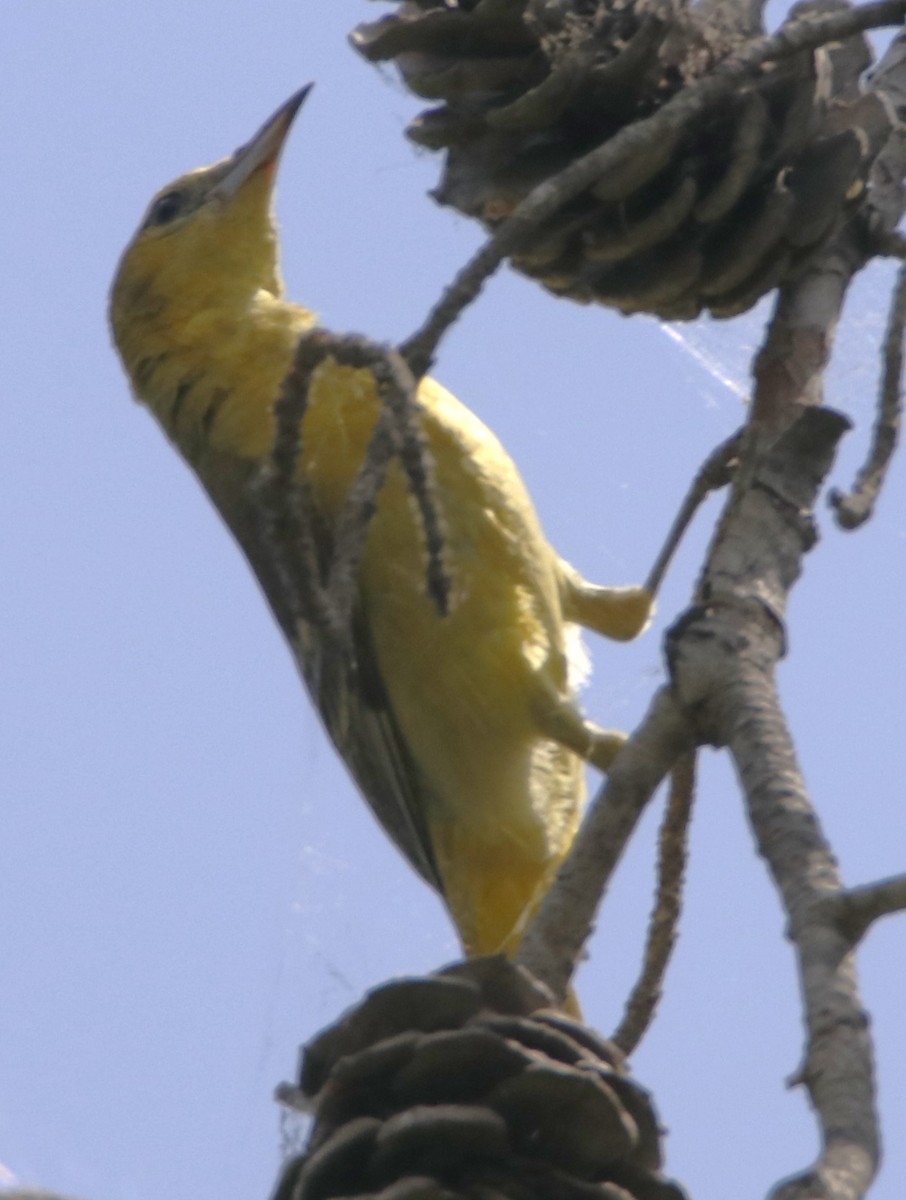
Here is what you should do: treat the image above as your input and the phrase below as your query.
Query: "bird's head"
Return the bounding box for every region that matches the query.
[110,86,311,340]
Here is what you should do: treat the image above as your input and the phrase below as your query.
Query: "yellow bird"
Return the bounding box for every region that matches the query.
[110,88,652,959]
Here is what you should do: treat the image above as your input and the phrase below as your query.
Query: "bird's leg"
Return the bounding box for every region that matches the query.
[560,566,654,642]
[532,682,628,774]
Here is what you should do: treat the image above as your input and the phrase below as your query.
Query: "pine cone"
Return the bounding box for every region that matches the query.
[273,957,688,1200]
[352,0,892,320]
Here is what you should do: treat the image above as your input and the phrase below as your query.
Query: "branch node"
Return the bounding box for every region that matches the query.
[822,872,906,943]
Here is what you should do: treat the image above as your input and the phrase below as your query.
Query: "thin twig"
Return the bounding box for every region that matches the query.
[309,337,450,617]
[823,872,906,943]
[399,0,906,377]
[830,263,906,529]
[612,751,696,1057]
[270,331,331,486]
[644,431,742,596]
[262,330,450,642]
[369,350,451,616]
[516,689,696,1004]
[258,331,337,631]
[325,406,398,635]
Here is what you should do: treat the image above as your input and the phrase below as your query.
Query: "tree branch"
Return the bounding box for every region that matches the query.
[668,405,880,1200]
[512,0,906,1047]
[611,751,696,1057]
[515,689,696,1004]
[652,30,906,1186]
[644,431,742,596]
[823,872,906,943]
[259,331,450,648]
[267,9,906,1194]
[448,13,906,1187]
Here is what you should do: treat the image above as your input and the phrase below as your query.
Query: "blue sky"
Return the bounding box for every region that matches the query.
[2,3,905,1199]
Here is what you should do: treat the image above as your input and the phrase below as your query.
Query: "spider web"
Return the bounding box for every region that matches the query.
[661,258,899,419]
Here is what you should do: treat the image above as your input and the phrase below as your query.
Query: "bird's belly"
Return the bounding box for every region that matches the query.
[300,364,581,857]
[361,472,576,840]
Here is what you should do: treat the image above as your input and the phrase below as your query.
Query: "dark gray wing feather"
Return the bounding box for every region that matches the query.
[197,447,444,893]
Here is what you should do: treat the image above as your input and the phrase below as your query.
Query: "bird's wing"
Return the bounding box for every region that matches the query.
[198,446,445,894]
[293,603,444,892]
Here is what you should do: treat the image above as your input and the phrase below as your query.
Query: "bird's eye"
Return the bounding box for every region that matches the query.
[146,189,187,228]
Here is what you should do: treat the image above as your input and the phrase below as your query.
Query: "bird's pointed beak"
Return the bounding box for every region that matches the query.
[212,84,313,202]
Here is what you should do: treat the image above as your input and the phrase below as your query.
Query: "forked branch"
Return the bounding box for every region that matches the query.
[823,872,906,943]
